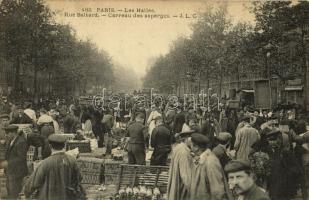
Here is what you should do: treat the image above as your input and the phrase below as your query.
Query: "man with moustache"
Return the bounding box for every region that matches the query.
[224,159,270,200]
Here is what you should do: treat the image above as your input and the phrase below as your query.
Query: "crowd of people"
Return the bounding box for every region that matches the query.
[0,94,308,200]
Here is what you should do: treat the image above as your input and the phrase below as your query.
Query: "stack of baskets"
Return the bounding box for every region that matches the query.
[104,159,125,185]
[77,157,104,185]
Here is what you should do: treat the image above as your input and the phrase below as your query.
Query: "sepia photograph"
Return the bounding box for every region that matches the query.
[0,0,309,199]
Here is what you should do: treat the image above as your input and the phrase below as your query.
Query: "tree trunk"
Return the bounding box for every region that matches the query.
[14,56,20,93]
[34,63,38,102]
[300,29,309,111]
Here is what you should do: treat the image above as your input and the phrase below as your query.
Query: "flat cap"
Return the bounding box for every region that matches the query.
[0,114,10,119]
[48,134,67,144]
[4,125,19,132]
[224,159,252,173]
[216,132,232,142]
[191,133,210,148]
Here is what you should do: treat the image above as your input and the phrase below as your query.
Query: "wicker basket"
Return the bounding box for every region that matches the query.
[116,164,169,194]
[104,159,125,185]
[66,140,91,153]
[80,172,101,184]
[77,157,104,173]
[104,159,124,174]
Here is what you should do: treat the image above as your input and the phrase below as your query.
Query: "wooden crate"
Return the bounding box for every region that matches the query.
[77,157,104,173]
[66,140,91,153]
[104,159,124,175]
[116,165,169,194]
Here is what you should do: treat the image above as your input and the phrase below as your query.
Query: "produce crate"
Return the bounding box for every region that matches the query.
[77,157,104,173]
[104,159,125,185]
[116,164,169,194]
[80,172,101,185]
[104,159,124,174]
[66,140,91,153]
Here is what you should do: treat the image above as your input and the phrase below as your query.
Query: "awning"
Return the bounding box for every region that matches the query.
[285,86,303,91]
[242,89,255,93]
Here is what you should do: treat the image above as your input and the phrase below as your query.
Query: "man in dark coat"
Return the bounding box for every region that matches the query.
[265,129,301,200]
[24,134,85,200]
[126,113,148,165]
[150,116,172,166]
[173,105,186,134]
[225,160,270,200]
[1,125,28,199]
[213,132,232,168]
[63,109,80,133]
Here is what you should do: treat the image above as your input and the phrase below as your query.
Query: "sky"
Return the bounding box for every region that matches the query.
[45,0,255,80]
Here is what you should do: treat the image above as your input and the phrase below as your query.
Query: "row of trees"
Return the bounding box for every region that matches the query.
[143,1,309,103]
[0,0,115,99]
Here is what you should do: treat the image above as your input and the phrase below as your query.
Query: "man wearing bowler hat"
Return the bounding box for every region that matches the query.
[213,132,233,168]
[224,159,270,200]
[167,130,194,200]
[24,134,85,200]
[1,125,28,199]
[190,133,231,200]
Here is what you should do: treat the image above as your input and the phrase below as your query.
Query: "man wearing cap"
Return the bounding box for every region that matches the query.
[126,113,148,165]
[213,132,233,168]
[264,128,300,200]
[224,160,270,200]
[150,116,172,166]
[1,125,28,199]
[234,116,260,161]
[190,133,231,200]
[24,134,85,200]
[167,130,194,200]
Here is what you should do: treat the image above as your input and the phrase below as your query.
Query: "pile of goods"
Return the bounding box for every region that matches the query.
[76,157,104,185]
[66,140,91,153]
[112,186,166,200]
[111,147,124,161]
